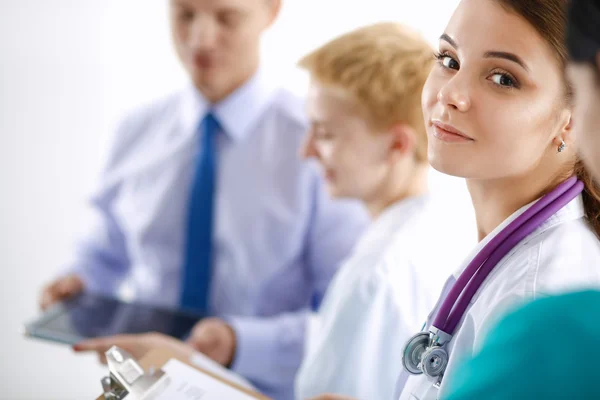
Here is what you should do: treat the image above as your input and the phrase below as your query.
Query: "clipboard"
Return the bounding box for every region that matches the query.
[96,346,270,400]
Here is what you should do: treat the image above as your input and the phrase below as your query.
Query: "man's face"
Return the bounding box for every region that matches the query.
[170,0,278,102]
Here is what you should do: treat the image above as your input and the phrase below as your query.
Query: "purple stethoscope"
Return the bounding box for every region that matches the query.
[402,176,584,387]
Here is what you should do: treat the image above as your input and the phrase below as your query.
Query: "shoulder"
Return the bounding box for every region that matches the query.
[104,91,183,171]
[379,197,476,280]
[479,217,600,300]
[261,86,308,138]
[448,218,600,365]
[246,85,318,185]
[362,206,441,298]
[530,217,600,295]
[119,92,182,131]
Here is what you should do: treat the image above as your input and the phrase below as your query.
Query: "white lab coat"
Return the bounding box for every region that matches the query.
[396,195,600,400]
[295,195,476,400]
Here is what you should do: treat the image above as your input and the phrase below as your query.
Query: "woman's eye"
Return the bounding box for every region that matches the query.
[217,12,242,28]
[435,52,460,70]
[490,73,517,88]
[316,131,334,140]
[178,9,194,22]
[442,56,459,70]
[435,53,460,70]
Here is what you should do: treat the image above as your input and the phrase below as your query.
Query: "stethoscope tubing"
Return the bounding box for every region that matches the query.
[433,176,583,334]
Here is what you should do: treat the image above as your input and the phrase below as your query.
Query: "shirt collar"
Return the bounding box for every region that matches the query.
[452,193,585,278]
[180,67,278,141]
[354,194,430,252]
[374,194,431,229]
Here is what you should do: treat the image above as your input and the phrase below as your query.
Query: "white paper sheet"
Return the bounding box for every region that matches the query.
[189,352,255,390]
[151,359,258,400]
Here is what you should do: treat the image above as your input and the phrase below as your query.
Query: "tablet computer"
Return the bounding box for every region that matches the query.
[24,292,204,345]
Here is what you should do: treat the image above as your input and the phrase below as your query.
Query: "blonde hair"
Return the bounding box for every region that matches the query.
[298,22,435,162]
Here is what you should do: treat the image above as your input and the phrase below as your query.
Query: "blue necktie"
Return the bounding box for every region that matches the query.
[180,113,220,313]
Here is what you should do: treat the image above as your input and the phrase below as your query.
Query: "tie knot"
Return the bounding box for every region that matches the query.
[201,113,221,138]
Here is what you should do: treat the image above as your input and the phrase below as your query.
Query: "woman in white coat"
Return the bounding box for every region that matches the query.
[393,0,600,399]
[440,1,600,399]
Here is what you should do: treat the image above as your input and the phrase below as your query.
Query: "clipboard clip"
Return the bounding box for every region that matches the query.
[101,346,168,400]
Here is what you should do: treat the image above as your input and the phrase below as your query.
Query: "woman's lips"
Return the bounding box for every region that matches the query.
[192,54,216,69]
[431,120,474,143]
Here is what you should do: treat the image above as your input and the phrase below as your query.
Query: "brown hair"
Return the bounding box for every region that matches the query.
[298,22,434,162]
[496,0,600,237]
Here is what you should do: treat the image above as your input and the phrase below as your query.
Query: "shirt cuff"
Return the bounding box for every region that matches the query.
[226,312,308,388]
[228,316,281,380]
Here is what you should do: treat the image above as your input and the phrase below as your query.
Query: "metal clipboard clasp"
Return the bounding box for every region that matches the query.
[101,346,169,400]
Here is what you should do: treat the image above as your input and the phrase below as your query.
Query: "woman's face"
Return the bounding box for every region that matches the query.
[568,57,600,180]
[422,0,571,180]
[302,83,394,200]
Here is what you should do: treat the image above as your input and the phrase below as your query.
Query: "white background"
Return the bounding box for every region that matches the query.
[0,1,465,398]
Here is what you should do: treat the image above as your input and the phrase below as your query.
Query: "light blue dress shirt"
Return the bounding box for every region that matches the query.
[65,69,369,399]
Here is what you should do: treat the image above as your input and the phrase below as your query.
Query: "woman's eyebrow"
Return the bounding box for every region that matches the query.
[484,51,530,72]
[440,33,530,72]
[440,33,458,49]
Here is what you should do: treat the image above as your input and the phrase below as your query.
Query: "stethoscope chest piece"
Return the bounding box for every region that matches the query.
[402,332,430,375]
[420,346,448,377]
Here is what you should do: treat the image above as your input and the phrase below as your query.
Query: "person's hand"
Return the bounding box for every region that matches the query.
[186,317,237,367]
[39,274,85,311]
[307,395,358,400]
[72,332,195,364]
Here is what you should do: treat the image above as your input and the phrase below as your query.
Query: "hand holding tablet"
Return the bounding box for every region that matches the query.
[25,291,204,345]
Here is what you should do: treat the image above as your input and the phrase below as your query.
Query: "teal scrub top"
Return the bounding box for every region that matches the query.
[443,290,600,400]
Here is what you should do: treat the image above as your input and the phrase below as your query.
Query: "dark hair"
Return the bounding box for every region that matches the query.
[567,0,600,66]
[496,0,600,237]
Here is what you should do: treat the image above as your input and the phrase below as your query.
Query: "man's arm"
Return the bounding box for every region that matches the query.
[41,113,143,307]
[66,186,130,295]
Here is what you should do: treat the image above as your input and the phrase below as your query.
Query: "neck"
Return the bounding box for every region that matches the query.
[366,162,429,219]
[468,161,573,241]
[197,61,260,104]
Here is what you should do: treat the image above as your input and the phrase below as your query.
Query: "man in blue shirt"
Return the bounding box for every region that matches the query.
[40,0,368,398]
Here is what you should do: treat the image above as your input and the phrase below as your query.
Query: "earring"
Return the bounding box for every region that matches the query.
[558,140,566,153]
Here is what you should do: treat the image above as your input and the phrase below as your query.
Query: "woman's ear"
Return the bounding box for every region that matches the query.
[266,0,282,27]
[388,123,417,162]
[553,110,574,150]
[565,114,573,132]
